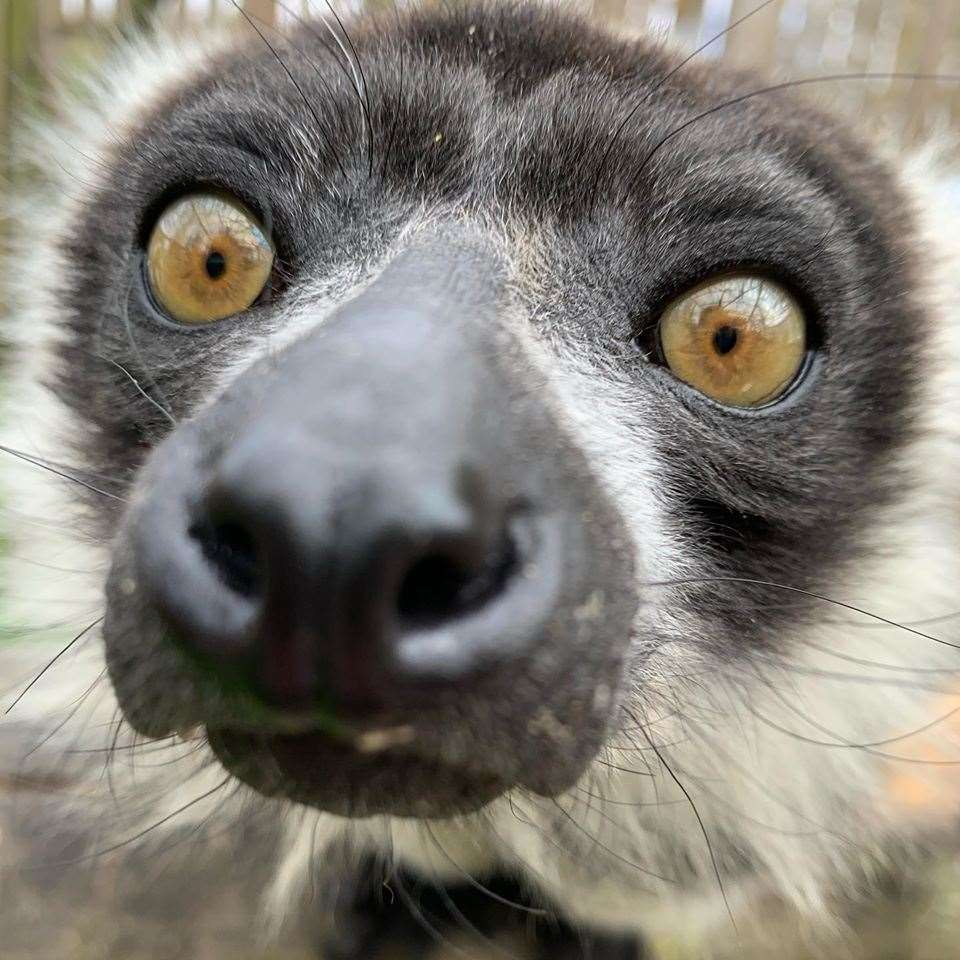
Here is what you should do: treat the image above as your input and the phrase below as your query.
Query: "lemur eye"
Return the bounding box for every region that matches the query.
[146,192,274,325]
[658,274,807,407]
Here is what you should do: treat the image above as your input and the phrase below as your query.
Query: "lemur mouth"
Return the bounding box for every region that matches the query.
[206,725,508,816]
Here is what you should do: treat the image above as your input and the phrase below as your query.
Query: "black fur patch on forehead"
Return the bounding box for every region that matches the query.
[54,1,924,648]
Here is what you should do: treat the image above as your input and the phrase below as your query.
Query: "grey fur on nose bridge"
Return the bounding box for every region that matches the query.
[342,227,508,323]
[219,227,520,484]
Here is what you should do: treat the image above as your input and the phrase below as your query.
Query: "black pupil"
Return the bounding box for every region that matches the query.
[713,325,739,356]
[205,250,227,280]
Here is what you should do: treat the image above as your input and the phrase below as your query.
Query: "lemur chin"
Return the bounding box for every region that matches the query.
[2,3,959,958]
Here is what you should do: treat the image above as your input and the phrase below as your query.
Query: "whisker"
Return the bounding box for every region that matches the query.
[576,786,685,808]
[421,820,548,916]
[22,669,109,760]
[593,758,655,777]
[635,71,960,183]
[420,858,528,960]
[266,13,367,179]
[547,795,676,884]
[390,870,479,960]
[644,576,960,650]
[378,0,406,182]
[143,781,248,866]
[101,707,127,805]
[314,0,375,178]
[591,0,781,208]
[498,792,591,877]
[637,724,738,937]
[79,775,233,865]
[66,735,184,756]
[3,617,104,716]
[0,445,125,502]
[230,0,349,184]
[127,740,209,770]
[98,354,177,425]
[683,706,873,850]
[742,663,960,754]
[114,269,178,427]
[733,649,958,693]
[793,637,960,676]
[746,701,960,766]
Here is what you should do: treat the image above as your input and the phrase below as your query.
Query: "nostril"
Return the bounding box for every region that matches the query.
[396,531,519,630]
[191,517,262,598]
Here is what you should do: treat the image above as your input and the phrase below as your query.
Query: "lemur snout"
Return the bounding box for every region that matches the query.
[135,234,565,716]
[105,233,638,812]
[132,238,564,719]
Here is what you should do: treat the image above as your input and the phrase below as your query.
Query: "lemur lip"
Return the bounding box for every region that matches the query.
[192,722,417,750]
[205,725,508,816]
[348,724,418,753]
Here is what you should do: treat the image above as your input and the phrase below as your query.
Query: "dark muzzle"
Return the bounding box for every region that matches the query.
[104,231,637,813]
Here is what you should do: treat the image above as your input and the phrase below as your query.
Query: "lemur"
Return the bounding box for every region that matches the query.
[2,3,960,958]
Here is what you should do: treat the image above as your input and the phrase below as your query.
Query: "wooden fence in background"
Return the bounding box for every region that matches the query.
[2,0,959,154]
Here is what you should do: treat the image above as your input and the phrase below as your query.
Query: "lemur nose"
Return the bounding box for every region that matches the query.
[183,452,526,712]
[128,233,574,723]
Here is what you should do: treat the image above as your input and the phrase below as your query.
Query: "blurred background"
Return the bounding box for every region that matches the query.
[1,2,959,959]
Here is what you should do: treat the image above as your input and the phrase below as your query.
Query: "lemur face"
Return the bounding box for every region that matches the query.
[55,4,921,817]
[11,2,960,946]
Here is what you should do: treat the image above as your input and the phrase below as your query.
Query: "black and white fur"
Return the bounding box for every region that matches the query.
[2,3,960,956]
